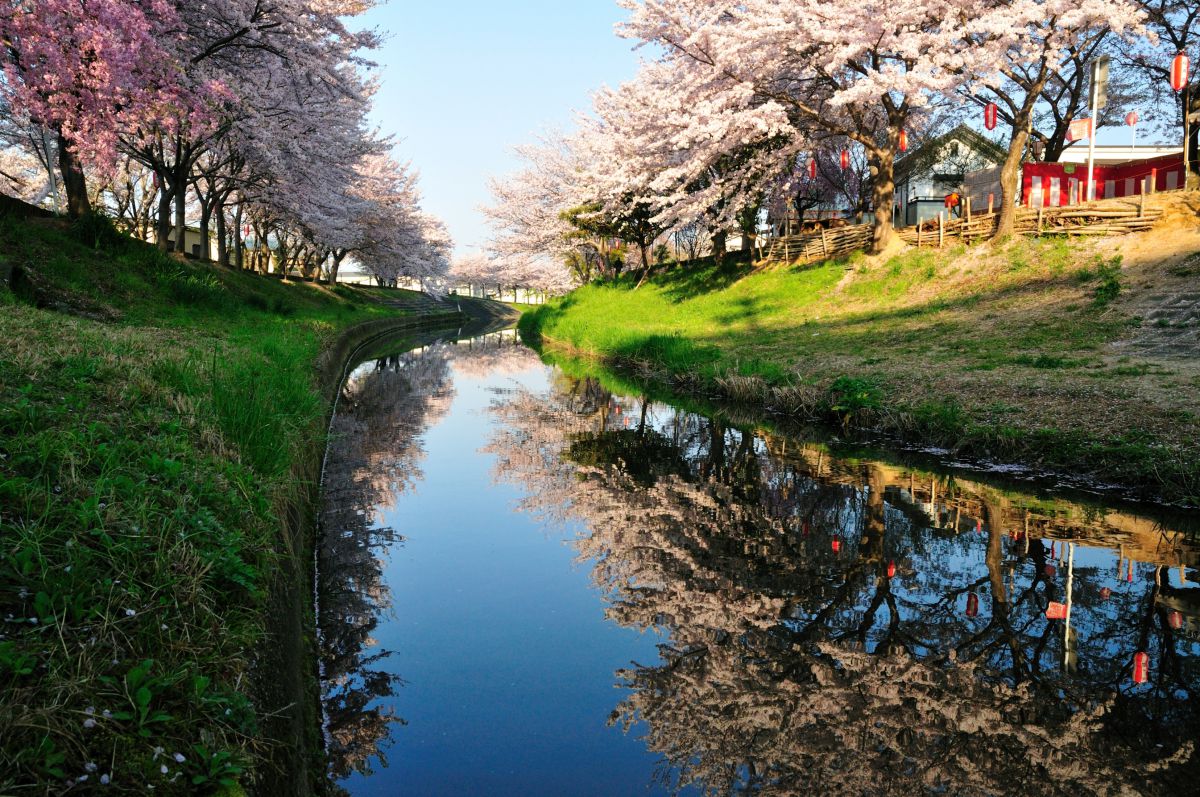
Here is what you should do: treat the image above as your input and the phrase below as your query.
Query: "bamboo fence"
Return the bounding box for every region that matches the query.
[763,191,1174,265]
[763,223,873,266]
[898,194,1165,248]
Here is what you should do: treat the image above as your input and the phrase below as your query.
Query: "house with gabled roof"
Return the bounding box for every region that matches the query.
[893,124,1007,227]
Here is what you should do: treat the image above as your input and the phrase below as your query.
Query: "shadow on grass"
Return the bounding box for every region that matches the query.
[645,252,756,303]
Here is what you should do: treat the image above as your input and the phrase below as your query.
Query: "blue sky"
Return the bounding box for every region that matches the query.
[360,1,640,255]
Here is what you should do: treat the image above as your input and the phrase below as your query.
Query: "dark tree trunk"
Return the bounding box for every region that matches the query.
[329,249,347,283]
[233,204,244,269]
[634,235,652,289]
[155,180,173,252]
[215,201,227,265]
[199,202,212,261]
[57,135,91,218]
[994,75,1047,241]
[710,230,727,267]
[275,233,288,277]
[995,128,1030,240]
[173,181,186,254]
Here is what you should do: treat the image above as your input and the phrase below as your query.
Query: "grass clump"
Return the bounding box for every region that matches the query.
[0,215,419,792]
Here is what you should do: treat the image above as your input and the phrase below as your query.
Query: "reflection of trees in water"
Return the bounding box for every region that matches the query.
[318,345,454,781]
[444,328,541,378]
[488,376,1200,796]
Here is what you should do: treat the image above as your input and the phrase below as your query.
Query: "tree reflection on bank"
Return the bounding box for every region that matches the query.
[488,373,1200,796]
[318,343,455,781]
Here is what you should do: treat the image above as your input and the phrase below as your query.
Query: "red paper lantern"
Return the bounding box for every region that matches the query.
[1169,611,1184,630]
[898,129,908,153]
[840,149,850,170]
[242,225,250,238]
[887,560,896,579]
[1171,53,1190,92]
[832,539,841,553]
[1133,651,1150,684]
[808,157,817,179]
[966,593,980,618]
[1046,602,1068,620]
[984,102,999,131]
[1125,111,1139,127]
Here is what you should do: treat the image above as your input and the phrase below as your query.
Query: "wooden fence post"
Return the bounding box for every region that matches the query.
[821,228,829,258]
[1037,206,1044,235]
[938,212,944,247]
[988,192,994,215]
[917,221,922,248]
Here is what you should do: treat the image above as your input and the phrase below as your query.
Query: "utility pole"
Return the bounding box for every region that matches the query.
[1178,81,1194,188]
[1087,56,1109,202]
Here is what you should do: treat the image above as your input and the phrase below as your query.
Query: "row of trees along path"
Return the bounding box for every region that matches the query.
[0,0,450,287]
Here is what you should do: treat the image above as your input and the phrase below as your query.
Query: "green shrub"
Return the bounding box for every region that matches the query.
[827,375,883,424]
[71,212,128,252]
[1093,255,1122,307]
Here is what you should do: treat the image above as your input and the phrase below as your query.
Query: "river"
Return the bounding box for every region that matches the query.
[317,324,1200,797]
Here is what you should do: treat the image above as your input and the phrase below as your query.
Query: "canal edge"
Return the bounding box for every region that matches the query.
[256,308,467,797]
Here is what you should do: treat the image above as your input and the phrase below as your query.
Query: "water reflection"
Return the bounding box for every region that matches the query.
[318,341,456,780]
[487,372,1200,795]
[318,327,540,787]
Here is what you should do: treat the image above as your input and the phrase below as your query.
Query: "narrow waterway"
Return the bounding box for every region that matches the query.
[318,326,1200,796]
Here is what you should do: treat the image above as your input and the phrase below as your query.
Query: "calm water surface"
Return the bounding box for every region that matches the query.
[318,327,1200,796]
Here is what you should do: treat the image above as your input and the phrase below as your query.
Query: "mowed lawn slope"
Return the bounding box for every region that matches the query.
[523,204,1200,503]
[0,215,414,793]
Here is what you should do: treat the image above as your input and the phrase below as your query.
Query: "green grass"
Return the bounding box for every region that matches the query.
[0,215,415,793]
[521,237,1200,503]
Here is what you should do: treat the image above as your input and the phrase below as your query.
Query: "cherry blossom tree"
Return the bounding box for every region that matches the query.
[1125,1,1200,134]
[612,0,993,252]
[482,130,591,288]
[961,0,1144,237]
[0,0,191,216]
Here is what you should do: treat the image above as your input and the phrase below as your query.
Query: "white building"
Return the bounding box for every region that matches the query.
[151,225,219,260]
[893,125,1007,227]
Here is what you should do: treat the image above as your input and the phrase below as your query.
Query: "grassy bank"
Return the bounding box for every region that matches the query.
[522,212,1200,505]
[0,215,433,793]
